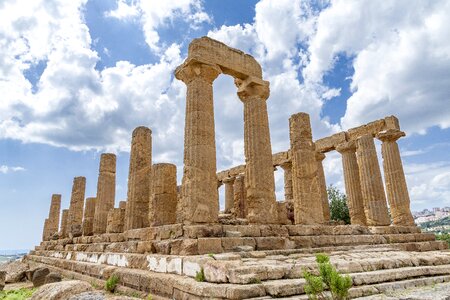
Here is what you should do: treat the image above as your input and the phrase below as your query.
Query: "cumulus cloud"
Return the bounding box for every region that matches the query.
[0,165,25,174]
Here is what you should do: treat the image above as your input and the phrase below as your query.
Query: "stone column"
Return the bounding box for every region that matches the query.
[336,141,367,225]
[42,219,49,241]
[82,197,96,236]
[279,162,293,201]
[233,174,247,218]
[68,176,86,237]
[175,59,221,224]
[356,134,390,226]
[149,163,178,226]
[316,153,330,222]
[223,177,235,214]
[236,77,278,224]
[124,126,152,231]
[377,129,415,226]
[93,153,116,234]
[60,209,69,238]
[289,113,324,224]
[119,201,127,210]
[106,208,125,233]
[47,194,61,238]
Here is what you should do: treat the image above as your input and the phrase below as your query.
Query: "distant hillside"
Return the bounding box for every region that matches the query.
[419,216,450,231]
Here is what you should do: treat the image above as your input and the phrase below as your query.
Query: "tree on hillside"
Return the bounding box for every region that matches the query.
[327,185,350,224]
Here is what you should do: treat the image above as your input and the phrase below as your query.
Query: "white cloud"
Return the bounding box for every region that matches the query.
[0,165,25,174]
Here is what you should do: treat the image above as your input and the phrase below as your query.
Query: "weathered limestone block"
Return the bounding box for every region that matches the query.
[356,134,390,226]
[149,163,177,226]
[276,202,291,225]
[176,59,220,224]
[289,113,324,224]
[82,197,96,236]
[93,153,116,234]
[377,129,415,226]
[60,209,69,238]
[347,119,386,140]
[233,174,247,218]
[124,126,152,231]
[336,141,367,225]
[68,176,86,237]
[236,76,278,224]
[47,194,61,239]
[223,177,235,213]
[315,132,347,153]
[316,152,330,222]
[106,208,125,233]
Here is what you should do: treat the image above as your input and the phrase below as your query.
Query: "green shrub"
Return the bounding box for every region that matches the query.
[0,288,35,300]
[105,274,120,293]
[328,185,350,224]
[195,268,205,282]
[303,253,352,300]
[436,233,450,246]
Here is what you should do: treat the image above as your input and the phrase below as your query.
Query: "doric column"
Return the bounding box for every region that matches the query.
[68,176,86,237]
[377,129,415,226]
[93,153,116,234]
[236,76,278,224]
[119,200,127,210]
[356,134,390,226]
[82,197,96,236]
[149,163,178,226]
[336,141,367,225]
[42,219,49,241]
[289,113,324,224]
[124,126,152,231]
[60,209,69,238]
[316,153,330,222]
[47,194,61,238]
[223,177,235,213]
[279,162,293,201]
[175,59,221,224]
[106,208,125,233]
[233,174,247,218]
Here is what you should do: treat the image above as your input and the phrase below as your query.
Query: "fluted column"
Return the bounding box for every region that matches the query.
[106,208,125,233]
[68,176,86,237]
[47,194,61,238]
[279,162,293,201]
[60,209,69,238]
[336,141,367,225]
[42,219,49,241]
[175,59,221,224]
[236,76,278,224]
[289,113,324,224]
[149,163,178,226]
[93,153,116,234]
[82,197,96,236]
[124,126,152,230]
[316,153,330,222]
[377,129,415,226]
[356,134,390,226]
[233,174,247,218]
[223,177,235,213]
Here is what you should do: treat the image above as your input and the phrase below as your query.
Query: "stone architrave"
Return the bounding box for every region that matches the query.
[289,113,324,225]
[377,129,415,226]
[60,209,69,238]
[124,126,152,231]
[236,77,278,224]
[47,194,61,238]
[82,197,96,236]
[106,208,125,233]
[316,152,330,222]
[149,163,178,226]
[279,162,293,201]
[93,153,116,234]
[68,177,86,237]
[223,177,235,213]
[336,141,367,225]
[175,60,221,224]
[356,134,390,226]
[233,174,247,218]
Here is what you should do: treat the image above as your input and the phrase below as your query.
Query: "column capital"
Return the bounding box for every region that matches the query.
[376,129,405,143]
[315,152,326,162]
[235,76,270,102]
[222,177,235,184]
[336,140,356,154]
[175,58,221,84]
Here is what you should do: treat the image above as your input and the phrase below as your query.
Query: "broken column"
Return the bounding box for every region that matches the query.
[289,113,324,224]
[233,174,247,218]
[149,163,177,226]
[82,197,96,236]
[124,126,152,231]
[316,152,330,222]
[236,77,278,224]
[175,59,220,224]
[68,176,86,237]
[356,134,390,226]
[336,141,367,225]
[47,194,61,239]
[223,177,235,214]
[377,129,415,226]
[93,153,116,234]
[60,209,69,238]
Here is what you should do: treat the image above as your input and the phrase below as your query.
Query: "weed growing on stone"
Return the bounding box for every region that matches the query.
[195,268,205,282]
[105,274,120,293]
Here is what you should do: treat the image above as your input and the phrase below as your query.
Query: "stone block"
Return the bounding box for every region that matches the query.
[315,132,347,153]
[183,225,223,238]
[255,237,286,250]
[260,225,289,237]
[197,238,223,255]
[170,239,198,255]
[221,237,256,251]
[32,267,50,287]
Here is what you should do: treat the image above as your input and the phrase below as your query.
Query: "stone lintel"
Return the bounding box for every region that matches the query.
[315,132,347,153]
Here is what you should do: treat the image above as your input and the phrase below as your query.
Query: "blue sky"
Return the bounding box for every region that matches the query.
[0,0,449,250]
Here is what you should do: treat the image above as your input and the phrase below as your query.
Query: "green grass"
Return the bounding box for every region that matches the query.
[0,288,36,300]
[105,274,120,293]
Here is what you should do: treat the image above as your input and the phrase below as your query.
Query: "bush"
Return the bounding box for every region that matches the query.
[328,185,350,224]
[436,233,450,246]
[105,274,120,293]
[0,288,35,300]
[304,253,352,300]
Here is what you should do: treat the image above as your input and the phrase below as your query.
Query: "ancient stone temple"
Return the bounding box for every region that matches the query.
[28,37,449,299]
